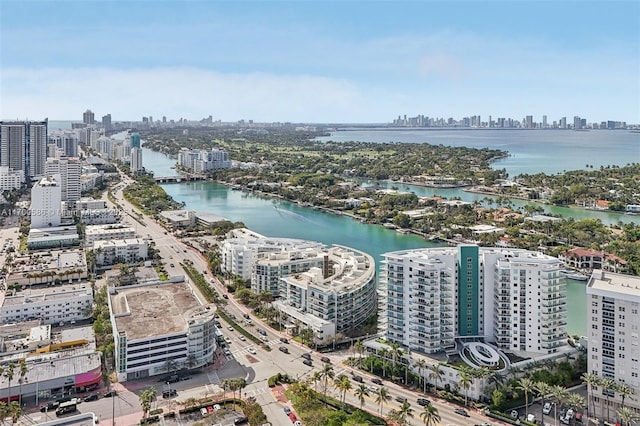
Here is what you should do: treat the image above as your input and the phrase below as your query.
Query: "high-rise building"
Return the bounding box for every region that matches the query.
[542,115,548,128]
[573,116,582,129]
[130,147,143,174]
[45,158,81,204]
[0,120,48,182]
[30,175,62,228]
[130,132,141,149]
[586,270,640,417]
[382,245,567,355]
[525,115,534,128]
[102,114,112,130]
[560,117,567,129]
[83,109,95,125]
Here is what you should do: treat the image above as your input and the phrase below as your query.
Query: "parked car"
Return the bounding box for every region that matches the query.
[510,410,520,419]
[302,359,313,367]
[454,408,470,417]
[527,414,536,423]
[40,402,59,412]
[162,389,177,399]
[279,346,289,354]
[283,406,291,415]
[371,378,383,385]
[104,390,117,398]
[543,402,552,415]
[417,398,430,406]
[223,348,232,356]
[320,356,331,363]
[83,394,99,402]
[234,417,249,425]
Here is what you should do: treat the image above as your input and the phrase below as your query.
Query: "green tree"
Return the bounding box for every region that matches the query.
[457,366,474,406]
[353,384,369,410]
[375,386,391,415]
[429,363,444,392]
[615,382,634,409]
[420,404,441,426]
[333,374,351,404]
[517,377,536,421]
[319,363,335,400]
[617,407,640,426]
[415,358,427,394]
[581,372,599,420]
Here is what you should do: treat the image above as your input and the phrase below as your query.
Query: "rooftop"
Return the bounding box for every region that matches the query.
[588,270,640,299]
[109,282,202,341]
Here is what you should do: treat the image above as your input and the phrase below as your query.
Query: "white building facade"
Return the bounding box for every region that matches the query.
[586,270,640,416]
[0,286,93,325]
[0,166,22,191]
[30,175,62,228]
[45,157,81,204]
[85,224,137,245]
[382,245,567,355]
[93,238,148,266]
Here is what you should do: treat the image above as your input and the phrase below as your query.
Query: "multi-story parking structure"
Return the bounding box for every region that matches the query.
[108,281,218,382]
[382,245,566,355]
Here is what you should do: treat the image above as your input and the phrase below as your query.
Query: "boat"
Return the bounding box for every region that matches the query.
[566,273,589,281]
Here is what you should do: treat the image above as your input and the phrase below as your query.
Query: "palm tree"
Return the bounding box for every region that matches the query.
[353,384,370,410]
[354,340,364,368]
[428,363,444,393]
[319,363,335,399]
[8,401,21,424]
[309,371,322,392]
[457,366,474,406]
[375,386,391,415]
[581,372,599,421]
[333,374,351,404]
[535,381,552,424]
[379,348,390,378]
[518,377,536,421]
[4,363,15,404]
[567,393,586,414]
[389,342,404,380]
[0,401,9,426]
[415,358,427,394]
[397,400,415,425]
[474,366,492,400]
[615,382,634,409]
[617,407,640,426]
[17,360,27,407]
[551,385,568,426]
[420,404,441,426]
[599,377,616,423]
[139,387,157,419]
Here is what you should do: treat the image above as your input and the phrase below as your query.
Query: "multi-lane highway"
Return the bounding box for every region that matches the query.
[102,175,502,426]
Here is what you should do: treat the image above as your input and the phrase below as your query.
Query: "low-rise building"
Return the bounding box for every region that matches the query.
[159,210,196,229]
[6,249,87,285]
[85,224,137,245]
[0,282,93,325]
[107,281,218,381]
[93,238,148,266]
[27,226,81,250]
[79,208,121,225]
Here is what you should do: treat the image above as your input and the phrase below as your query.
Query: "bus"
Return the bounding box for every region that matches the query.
[55,399,77,416]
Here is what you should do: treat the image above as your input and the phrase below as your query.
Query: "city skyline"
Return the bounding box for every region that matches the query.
[1,1,639,123]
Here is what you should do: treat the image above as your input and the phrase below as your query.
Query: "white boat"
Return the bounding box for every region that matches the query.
[566,273,589,281]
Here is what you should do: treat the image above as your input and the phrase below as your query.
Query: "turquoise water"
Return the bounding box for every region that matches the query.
[143,147,590,335]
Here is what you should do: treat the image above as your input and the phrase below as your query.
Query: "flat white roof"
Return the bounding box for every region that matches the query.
[588,270,640,300]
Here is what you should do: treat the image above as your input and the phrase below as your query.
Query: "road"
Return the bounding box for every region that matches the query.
[99,174,505,426]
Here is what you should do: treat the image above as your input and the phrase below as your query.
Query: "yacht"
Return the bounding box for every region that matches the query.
[566,272,589,281]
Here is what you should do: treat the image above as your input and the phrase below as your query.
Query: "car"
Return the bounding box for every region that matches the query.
[289,413,297,422]
[352,375,364,383]
[564,408,575,422]
[179,374,192,381]
[245,319,253,325]
[247,347,257,354]
[371,378,383,385]
[243,313,250,319]
[510,410,520,419]
[301,353,312,360]
[166,374,180,383]
[320,356,331,363]
[368,385,379,393]
[454,408,470,417]
[223,294,229,299]
[417,398,430,406]
[234,416,249,424]
[302,359,313,366]
[543,402,552,415]
[279,346,289,353]
[395,396,407,404]
[527,414,536,423]
[162,389,177,398]
[283,406,292,415]
[83,394,99,402]
[258,329,267,336]
[213,404,221,411]
[104,390,117,397]
[228,326,234,331]
[40,401,59,412]
[280,337,289,344]
[261,335,268,342]
[239,335,246,341]
[294,422,302,426]
[225,337,232,343]
[214,321,222,327]
[575,412,583,423]
[223,348,232,356]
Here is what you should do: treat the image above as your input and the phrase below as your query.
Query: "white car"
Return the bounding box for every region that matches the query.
[543,402,552,415]
[247,347,257,354]
[239,335,246,341]
[367,385,378,393]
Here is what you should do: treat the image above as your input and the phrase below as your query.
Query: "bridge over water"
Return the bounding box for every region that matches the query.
[154,175,206,183]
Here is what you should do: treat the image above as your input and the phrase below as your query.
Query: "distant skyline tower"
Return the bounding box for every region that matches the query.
[573,115,582,129]
[102,114,112,130]
[83,109,95,125]
[28,121,47,179]
[542,115,548,128]
[560,117,567,129]
[130,147,143,173]
[130,132,141,149]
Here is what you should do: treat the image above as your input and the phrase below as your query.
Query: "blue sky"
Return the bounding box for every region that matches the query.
[1,1,639,123]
